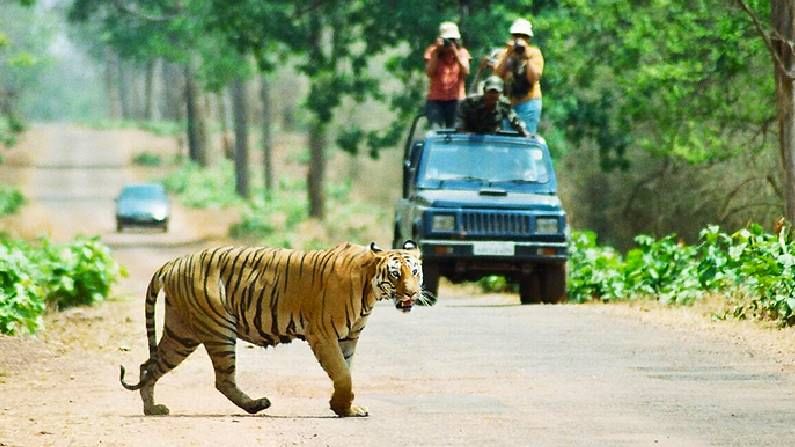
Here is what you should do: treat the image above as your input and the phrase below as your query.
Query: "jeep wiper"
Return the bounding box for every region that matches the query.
[492,178,541,184]
[441,175,487,184]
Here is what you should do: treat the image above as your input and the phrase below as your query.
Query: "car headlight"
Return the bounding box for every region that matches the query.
[151,207,169,221]
[536,217,558,234]
[431,215,455,232]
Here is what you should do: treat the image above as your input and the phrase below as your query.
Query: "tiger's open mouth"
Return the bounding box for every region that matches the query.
[395,294,414,313]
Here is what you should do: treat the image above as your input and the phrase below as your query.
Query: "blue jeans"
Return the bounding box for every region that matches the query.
[513,99,542,134]
[425,100,458,129]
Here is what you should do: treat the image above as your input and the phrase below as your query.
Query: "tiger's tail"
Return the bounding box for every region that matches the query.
[120,266,166,391]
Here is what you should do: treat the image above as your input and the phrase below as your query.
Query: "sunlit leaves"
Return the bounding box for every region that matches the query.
[569,223,795,326]
[0,236,125,335]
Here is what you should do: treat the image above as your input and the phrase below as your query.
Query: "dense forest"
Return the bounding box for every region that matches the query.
[0,0,789,248]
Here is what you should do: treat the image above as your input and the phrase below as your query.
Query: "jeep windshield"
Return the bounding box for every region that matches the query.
[416,140,550,190]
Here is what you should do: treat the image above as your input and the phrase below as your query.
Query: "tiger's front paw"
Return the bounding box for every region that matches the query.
[333,404,368,417]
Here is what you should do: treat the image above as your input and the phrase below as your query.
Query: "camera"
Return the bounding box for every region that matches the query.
[512,40,526,54]
[443,37,455,48]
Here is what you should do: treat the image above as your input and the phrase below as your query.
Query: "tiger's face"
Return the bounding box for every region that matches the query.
[371,241,436,312]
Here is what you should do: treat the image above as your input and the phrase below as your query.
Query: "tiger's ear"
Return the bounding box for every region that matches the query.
[369,241,383,253]
[402,240,418,250]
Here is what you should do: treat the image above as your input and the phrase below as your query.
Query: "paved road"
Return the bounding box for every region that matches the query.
[0,125,793,446]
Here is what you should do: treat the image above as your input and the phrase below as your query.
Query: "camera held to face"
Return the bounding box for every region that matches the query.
[512,39,526,55]
[442,37,456,49]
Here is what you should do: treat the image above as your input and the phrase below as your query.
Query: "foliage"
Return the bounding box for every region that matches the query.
[161,160,242,208]
[566,231,625,302]
[131,151,162,167]
[478,275,512,293]
[0,2,50,146]
[40,237,126,309]
[228,178,307,247]
[0,239,45,335]
[568,224,795,326]
[0,185,24,216]
[0,236,125,335]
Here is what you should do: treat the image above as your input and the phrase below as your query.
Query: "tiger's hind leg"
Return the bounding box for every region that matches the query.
[140,310,200,416]
[205,339,271,414]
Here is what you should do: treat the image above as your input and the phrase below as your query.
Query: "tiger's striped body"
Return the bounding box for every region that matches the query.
[120,241,432,417]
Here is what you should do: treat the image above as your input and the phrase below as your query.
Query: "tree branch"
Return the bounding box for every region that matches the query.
[112,0,183,22]
[736,0,795,79]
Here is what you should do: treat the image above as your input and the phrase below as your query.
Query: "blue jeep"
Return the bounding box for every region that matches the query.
[393,119,569,304]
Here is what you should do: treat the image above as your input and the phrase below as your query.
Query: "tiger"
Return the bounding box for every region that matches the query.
[119,240,434,417]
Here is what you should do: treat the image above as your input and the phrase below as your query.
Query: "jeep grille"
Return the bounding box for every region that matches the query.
[462,212,532,235]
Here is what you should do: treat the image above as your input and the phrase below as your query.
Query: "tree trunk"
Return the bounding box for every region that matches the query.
[217,90,233,160]
[308,119,326,219]
[201,91,212,166]
[184,57,208,166]
[232,77,250,198]
[105,49,120,120]
[306,12,327,219]
[773,1,795,223]
[260,75,274,196]
[144,59,155,121]
[162,62,183,122]
[117,58,132,120]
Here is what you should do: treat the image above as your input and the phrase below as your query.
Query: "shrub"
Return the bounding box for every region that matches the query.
[0,236,125,335]
[131,151,162,167]
[568,225,795,326]
[0,185,24,216]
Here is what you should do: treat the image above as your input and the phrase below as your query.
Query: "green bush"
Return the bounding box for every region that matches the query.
[0,240,46,335]
[478,275,511,293]
[162,160,241,208]
[131,151,162,167]
[0,236,125,335]
[568,225,795,326]
[0,185,24,216]
[43,237,126,309]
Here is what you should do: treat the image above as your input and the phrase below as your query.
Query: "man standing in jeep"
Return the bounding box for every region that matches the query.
[424,21,471,129]
[494,18,544,134]
[455,76,528,136]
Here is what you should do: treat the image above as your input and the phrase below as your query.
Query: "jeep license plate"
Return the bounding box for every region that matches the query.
[472,241,515,256]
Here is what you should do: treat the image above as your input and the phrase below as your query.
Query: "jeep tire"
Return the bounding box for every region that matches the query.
[540,263,567,304]
[519,272,541,305]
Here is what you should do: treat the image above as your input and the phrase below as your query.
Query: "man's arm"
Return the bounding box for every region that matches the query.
[425,43,440,77]
[525,47,544,85]
[493,46,510,78]
[456,47,471,77]
[503,104,528,136]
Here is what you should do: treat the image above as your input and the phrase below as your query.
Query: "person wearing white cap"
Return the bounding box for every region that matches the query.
[424,21,471,129]
[494,17,544,134]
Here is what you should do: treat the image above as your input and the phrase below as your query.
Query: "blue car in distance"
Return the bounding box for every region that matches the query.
[115,183,170,232]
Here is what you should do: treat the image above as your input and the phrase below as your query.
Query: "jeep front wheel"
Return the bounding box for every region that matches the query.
[540,263,567,304]
[518,272,541,305]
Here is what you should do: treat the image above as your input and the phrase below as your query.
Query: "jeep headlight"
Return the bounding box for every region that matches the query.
[536,217,558,234]
[431,215,455,232]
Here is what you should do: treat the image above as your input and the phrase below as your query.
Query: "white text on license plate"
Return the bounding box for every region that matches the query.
[472,241,515,256]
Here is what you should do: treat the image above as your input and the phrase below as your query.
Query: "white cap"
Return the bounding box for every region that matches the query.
[509,18,533,37]
[439,21,461,39]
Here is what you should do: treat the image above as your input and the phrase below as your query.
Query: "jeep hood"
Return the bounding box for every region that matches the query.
[415,189,562,211]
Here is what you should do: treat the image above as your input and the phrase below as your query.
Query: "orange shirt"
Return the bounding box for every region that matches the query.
[424,45,471,101]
